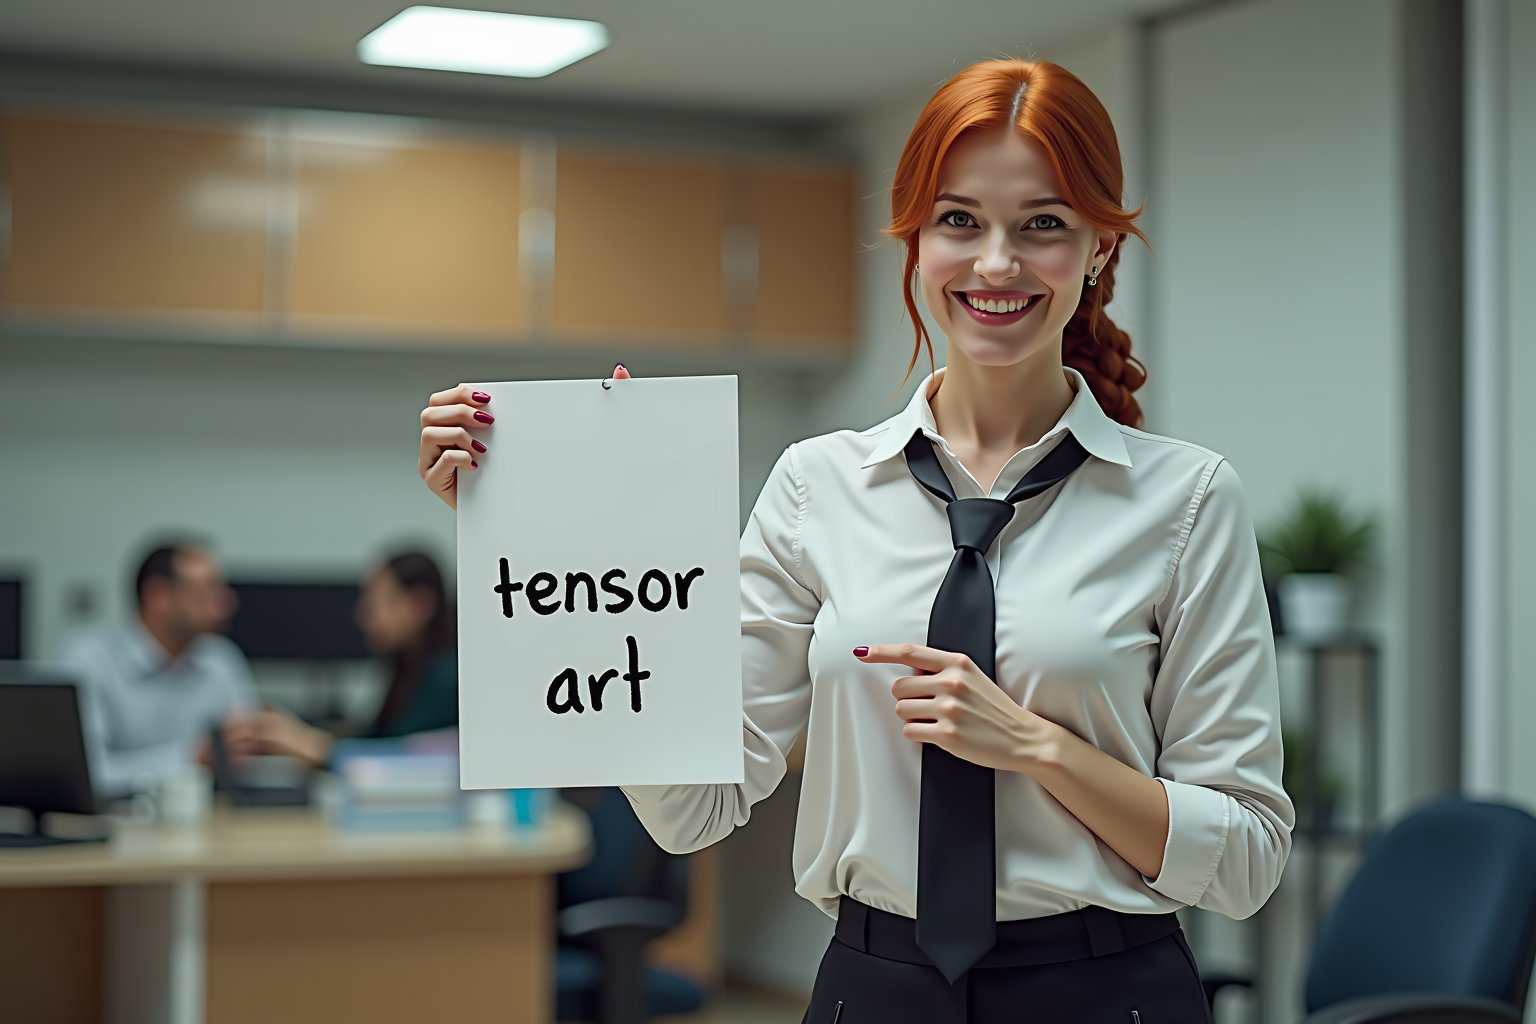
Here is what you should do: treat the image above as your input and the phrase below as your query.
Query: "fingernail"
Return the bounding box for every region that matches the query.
[471,460,479,469]
[616,363,627,373]
[472,391,491,403]
[471,439,487,453]
[853,647,869,657]
[473,410,495,424]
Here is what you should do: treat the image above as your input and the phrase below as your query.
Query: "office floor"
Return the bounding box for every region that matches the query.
[658,982,806,1023]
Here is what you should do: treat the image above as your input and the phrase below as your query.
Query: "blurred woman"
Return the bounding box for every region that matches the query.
[253,551,456,765]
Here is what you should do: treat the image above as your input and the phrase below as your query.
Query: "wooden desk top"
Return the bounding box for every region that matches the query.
[0,801,591,888]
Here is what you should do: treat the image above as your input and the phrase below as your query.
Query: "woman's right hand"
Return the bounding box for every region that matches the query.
[418,364,630,509]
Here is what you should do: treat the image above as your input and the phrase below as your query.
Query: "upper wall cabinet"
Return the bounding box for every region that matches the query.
[286,120,523,337]
[0,105,859,358]
[0,111,269,318]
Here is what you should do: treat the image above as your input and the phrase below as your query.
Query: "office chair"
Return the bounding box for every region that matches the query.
[1202,797,1536,1023]
[555,788,709,1024]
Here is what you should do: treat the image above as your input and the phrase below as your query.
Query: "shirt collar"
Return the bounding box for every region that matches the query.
[124,616,200,677]
[859,365,1134,470]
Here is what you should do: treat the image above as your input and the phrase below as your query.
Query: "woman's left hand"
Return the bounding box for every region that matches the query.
[855,643,1062,773]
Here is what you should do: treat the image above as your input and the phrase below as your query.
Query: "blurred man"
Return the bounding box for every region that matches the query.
[57,538,257,799]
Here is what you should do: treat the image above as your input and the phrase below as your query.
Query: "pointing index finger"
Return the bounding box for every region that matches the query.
[852,644,950,672]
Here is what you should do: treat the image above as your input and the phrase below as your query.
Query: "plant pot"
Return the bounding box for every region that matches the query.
[1278,573,1351,640]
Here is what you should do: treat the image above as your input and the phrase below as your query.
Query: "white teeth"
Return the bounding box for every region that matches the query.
[964,294,1033,314]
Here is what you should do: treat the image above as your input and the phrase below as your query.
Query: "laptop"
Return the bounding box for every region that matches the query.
[0,666,109,846]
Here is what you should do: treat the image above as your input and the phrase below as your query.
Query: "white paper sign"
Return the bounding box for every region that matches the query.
[456,375,742,789]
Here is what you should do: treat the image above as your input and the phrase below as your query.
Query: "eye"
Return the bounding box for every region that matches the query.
[936,209,978,228]
[1025,213,1067,230]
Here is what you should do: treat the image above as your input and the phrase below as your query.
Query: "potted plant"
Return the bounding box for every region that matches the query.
[1259,487,1376,640]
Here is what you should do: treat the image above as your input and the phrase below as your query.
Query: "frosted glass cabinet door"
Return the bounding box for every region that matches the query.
[287,129,524,337]
[0,111,269,318]
[551,148,729,346]
[744,164,858,349]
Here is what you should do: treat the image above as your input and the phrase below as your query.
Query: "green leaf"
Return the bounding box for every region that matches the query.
[1258,487,1377,577]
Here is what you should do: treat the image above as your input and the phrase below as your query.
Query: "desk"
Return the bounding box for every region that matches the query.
[0,802,591,1024]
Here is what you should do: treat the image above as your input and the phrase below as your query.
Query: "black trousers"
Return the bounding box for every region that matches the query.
[800,897,1212,1024]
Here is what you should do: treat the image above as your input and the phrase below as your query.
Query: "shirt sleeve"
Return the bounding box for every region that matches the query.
[215,637,259,713]
[59,633,197,799]
[1144,458,1295,918]
[621,444,820,854]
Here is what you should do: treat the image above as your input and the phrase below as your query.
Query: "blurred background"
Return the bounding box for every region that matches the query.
[0,0,1532,1022]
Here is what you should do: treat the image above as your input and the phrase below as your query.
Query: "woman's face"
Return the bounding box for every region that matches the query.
[355,568,433,653]
[916,129,1117,369]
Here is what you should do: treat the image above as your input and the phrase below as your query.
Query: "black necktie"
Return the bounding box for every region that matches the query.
[904,429,1091,984]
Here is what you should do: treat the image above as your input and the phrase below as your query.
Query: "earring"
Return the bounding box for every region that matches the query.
[1087,265,1100,287]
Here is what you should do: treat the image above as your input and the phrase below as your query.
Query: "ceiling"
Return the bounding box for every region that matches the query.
[0,0,1185,119]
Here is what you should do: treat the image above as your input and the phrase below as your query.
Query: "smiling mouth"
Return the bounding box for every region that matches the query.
[953,291,1043,324]
[956,292,1040,313]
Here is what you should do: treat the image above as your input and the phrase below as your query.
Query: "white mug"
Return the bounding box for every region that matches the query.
[464,789,509,829]
[158,763,212,827]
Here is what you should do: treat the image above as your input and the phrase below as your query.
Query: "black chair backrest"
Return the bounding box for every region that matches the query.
[1306,797,1536,1012]
[557,787,688,920]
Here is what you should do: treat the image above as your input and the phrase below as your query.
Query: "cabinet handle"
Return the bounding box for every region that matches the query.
[0,183,10,262]
[722,223,758,301]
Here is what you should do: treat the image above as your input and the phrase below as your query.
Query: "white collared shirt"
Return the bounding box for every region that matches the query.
[623,367,1294,922]
[57,618,256,797]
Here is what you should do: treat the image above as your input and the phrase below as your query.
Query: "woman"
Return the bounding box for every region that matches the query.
[417,59,1291,1022]
[253,551,457,766]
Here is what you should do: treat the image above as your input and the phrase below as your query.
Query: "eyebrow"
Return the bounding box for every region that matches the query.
[935,192,1073,210]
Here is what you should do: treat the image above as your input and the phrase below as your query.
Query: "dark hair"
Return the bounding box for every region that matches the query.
[372,550,455,734]
[133,537,210,609]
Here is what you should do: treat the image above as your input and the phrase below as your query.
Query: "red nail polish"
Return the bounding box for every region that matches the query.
[473,410,495,424]
[853,647,869,657]
[471,439,487,453]
[472,391,491,403]
[471,460,479,469]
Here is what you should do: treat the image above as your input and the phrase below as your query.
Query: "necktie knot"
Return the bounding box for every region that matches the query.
[946,498,1016,554]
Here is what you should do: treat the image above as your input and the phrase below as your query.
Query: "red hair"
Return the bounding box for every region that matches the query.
[885,59,1149,428]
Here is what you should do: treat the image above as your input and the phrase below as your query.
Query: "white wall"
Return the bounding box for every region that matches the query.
[1154,0,1466,815]
[1152,0,1406,623]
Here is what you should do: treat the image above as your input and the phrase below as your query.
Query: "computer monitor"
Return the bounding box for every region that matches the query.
[0,578,22,660]
[227,580,370,661]
[0,667,102,844]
